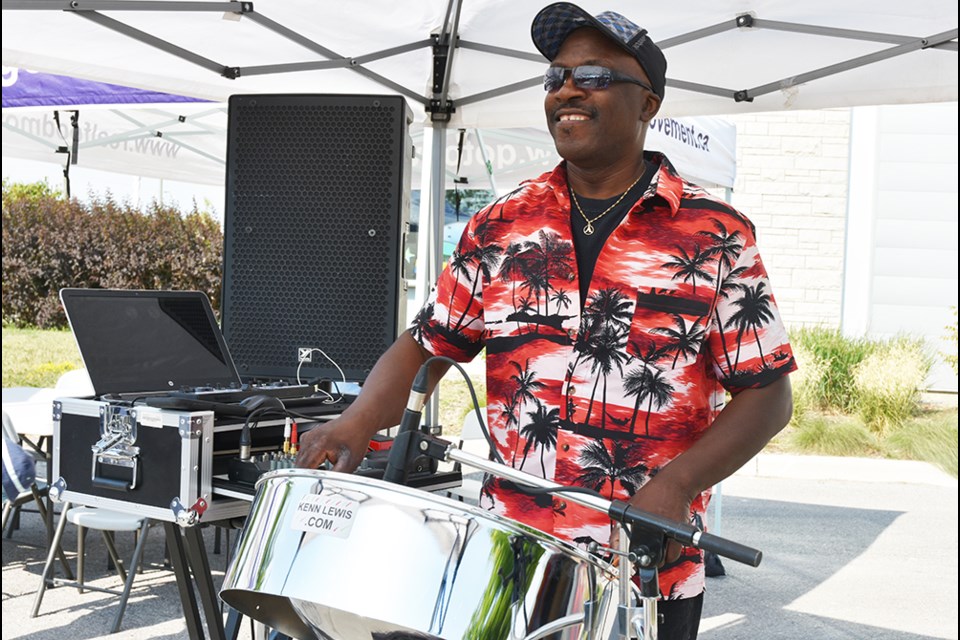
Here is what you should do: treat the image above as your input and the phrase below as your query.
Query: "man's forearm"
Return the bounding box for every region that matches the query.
[337,331,442,435]
[654,376,794,502]
[296,331,449,471]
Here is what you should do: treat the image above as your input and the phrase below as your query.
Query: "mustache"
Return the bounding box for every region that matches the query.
[550,102,598,121]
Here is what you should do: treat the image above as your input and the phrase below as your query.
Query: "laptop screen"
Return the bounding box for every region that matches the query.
[60,289,241,397]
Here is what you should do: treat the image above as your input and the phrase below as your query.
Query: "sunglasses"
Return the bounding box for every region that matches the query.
[543,65,654,93]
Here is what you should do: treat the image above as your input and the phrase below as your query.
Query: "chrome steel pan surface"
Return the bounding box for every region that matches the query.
[220,469,618,640]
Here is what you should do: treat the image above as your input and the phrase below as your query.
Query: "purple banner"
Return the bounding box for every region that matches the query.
[2,67,207,108]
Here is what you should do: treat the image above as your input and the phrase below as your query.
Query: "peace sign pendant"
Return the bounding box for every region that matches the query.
[583,222,595,235]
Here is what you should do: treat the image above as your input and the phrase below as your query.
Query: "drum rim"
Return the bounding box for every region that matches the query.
[255,468,617,576]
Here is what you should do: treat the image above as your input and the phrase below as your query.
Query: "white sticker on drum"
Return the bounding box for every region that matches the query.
[291,493,359,538]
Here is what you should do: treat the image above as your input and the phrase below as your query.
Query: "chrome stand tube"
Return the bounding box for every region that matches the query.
[446,447,612,514]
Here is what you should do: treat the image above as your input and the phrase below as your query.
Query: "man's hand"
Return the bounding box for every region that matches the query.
[295,418,370,473]
[610,377,793,563]
[611,476,695,565]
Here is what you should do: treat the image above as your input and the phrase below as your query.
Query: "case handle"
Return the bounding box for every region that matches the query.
[91,453,139,491]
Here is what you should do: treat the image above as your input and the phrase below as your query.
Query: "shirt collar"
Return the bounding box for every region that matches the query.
[646,152,683,217]
[536,152,684,217]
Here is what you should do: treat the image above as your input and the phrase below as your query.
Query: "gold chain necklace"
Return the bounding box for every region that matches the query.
[570,173,645,235]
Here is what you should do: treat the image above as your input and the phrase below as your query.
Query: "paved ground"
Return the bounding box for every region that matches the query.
[2,512,244,640]
[701,461,958,639]
[2,454,957,640]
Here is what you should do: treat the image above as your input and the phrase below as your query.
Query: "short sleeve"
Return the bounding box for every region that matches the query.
[705,229,797,393]
[407,218,486,362]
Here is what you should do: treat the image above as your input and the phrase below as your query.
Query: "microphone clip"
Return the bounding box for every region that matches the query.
[383,427,447,485]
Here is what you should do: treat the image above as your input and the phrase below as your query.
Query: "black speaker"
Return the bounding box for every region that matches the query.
[222,94,411,383]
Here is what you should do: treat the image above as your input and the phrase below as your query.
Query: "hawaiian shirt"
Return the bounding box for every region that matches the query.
[412,153,796,599]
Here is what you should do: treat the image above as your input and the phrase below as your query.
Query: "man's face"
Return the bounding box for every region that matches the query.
[545,28,661,171]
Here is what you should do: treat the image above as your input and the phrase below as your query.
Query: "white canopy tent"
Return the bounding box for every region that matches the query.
[2,1,956,120]
[2,4,957,552]
[4,0,955,289]
[3,0,956,423]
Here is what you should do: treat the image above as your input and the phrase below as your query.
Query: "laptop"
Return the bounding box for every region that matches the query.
[59,288,310,403]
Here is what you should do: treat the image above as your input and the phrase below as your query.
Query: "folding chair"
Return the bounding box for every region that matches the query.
[2,481,46,535]
[31,503,152,634]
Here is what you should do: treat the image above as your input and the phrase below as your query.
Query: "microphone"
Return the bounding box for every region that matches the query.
[383,362,430,484]
[239,423,252,461]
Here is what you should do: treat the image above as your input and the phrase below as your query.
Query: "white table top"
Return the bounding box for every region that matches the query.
[3,371,94,439]
[2,388,59,438]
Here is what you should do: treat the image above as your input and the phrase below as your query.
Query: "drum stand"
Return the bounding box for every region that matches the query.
[389,430,762,640]
[611,524,667,639]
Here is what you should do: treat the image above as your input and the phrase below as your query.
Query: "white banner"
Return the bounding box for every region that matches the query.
[2,104,227,185]
[5,109,735,191]
[413,117,737,193]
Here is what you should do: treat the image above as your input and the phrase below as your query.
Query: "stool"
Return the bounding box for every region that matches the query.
[31,502,151,633]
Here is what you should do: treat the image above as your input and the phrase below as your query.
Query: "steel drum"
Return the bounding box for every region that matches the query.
[221,469,619,640]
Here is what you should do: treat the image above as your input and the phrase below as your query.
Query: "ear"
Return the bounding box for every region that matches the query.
[640,93,662,122]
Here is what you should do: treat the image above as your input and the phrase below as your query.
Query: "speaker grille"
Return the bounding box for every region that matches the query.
[222,95,410,382]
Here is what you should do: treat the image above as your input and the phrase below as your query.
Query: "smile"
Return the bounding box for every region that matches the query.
[559,114,590,122]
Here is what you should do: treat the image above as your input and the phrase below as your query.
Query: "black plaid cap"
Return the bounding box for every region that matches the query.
[531,2,667,99]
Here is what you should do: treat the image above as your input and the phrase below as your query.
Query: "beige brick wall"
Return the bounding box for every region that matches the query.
[723,109,851,329]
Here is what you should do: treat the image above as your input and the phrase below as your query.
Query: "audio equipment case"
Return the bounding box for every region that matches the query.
[50,397,305,524]
[51,397,459,524]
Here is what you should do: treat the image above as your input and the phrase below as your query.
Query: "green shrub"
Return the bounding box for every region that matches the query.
[945,307,958,376]
[2,182,222,328]
[787,342,825,425]
[1,178,62,203]
[884,410,958,476]
[853,337,931,432]
[789,327,875,412]
[790,412,881,457]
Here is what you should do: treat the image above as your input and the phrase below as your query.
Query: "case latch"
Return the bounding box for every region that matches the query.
[91,404,141,491]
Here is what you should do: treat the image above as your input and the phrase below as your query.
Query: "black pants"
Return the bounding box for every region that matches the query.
[656,592,704,640]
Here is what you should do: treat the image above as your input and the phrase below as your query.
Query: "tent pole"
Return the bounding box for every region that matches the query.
[414,124,448,431]
[429,125,446,293]
[416,0,461,431]
[425,123,447,431]
[414,130,436,314]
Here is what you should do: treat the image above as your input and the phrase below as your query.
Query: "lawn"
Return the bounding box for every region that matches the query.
[2,326,83,388]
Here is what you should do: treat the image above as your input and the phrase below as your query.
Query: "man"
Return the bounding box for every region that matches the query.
[298,3,795,638]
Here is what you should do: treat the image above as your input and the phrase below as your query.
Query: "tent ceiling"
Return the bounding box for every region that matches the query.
[2,0,956,128]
